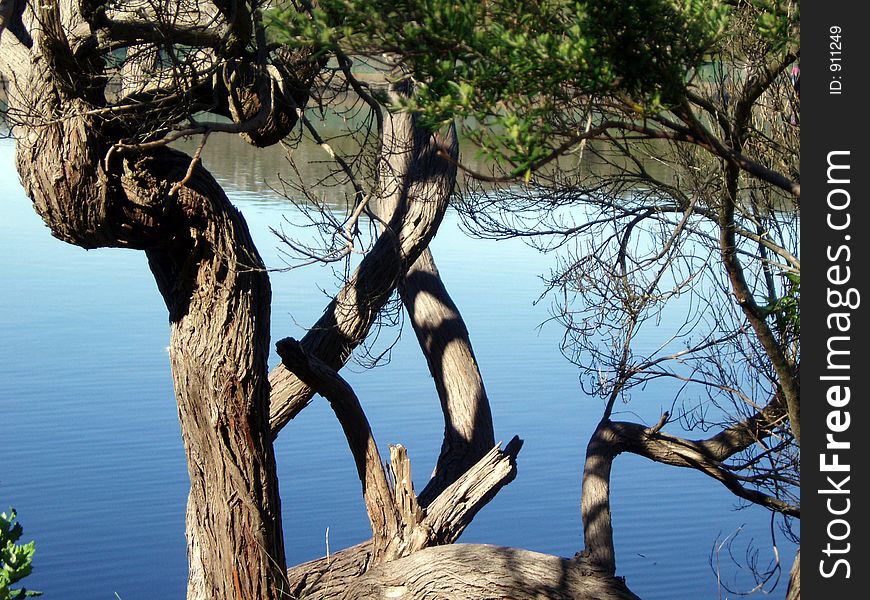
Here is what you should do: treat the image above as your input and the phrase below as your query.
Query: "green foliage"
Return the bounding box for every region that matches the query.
[753,0,800,52]
[267,1,799,177]
[765,273,800,331]
[269,0,731,171]
[0,509,41,600]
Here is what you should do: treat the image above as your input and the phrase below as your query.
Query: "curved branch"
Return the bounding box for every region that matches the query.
[582,398,797,572]
[92,19,224,49]
[699,394,789,460]
[274,338,406,562]
[399,249,497,505]
[269,87,458,434]
[444,115,801,198]
[733,225,800,270]
[609,419,799,516]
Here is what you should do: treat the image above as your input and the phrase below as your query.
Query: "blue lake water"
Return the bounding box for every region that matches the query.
[0,137,797,599]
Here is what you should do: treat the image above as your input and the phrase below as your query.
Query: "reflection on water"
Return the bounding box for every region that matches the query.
[174,130,354,209]
[0,137,795,600]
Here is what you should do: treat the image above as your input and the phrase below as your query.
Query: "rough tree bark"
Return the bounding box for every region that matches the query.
[144,150,287,600]
[303,545,640,600]
[3,5,290,598]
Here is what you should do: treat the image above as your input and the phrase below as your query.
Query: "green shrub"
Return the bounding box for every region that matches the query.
[1,509,41,600]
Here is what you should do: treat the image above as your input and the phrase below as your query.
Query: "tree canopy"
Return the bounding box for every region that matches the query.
[271,0,797,177]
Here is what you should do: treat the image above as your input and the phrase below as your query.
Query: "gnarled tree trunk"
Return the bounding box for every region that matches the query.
[3,6,651,600]
[16,122,289,600]
[4,6,289,597]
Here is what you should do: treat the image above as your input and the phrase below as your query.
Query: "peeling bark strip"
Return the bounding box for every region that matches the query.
[606,426,799,517]
[422,435,523,544]
[269,98,458,433]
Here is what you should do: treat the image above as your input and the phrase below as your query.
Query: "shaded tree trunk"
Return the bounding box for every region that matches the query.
[581,419,620,574]
[400,248,496,505]
[7,14,288,592]
[269,82,457,434]
[581,402,797,575]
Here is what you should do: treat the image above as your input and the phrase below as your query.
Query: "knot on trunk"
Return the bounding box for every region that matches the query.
[224,48,319,147]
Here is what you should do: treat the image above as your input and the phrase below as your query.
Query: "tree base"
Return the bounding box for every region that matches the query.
[287,543,640,600]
